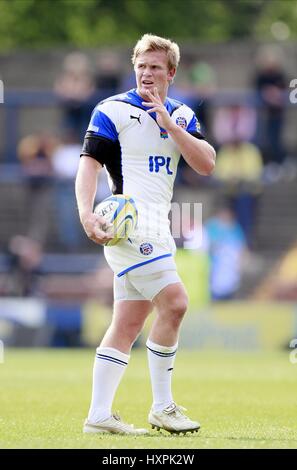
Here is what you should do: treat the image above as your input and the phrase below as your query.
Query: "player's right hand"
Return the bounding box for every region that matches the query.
[81,213,113,245]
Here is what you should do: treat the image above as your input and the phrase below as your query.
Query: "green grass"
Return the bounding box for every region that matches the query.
[0,348,297,449]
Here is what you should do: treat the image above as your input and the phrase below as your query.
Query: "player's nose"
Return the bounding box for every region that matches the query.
[142,67,152,76]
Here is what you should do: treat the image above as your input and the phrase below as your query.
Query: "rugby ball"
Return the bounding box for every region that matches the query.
[94,194,138,246]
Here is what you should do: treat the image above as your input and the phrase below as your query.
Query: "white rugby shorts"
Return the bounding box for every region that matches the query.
[104,234,181,301]
[114,269,181,301]
[104,234,177,277]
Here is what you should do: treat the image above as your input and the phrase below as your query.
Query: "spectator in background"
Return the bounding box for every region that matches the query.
[172,61,216,186]
[18,132,57,245]
[205,206,247,301]
[51,131,84,250]
[212,103,257,147]
[7,235,42,296]
[54,52,96,140]
[9,132,57,295]
[95,51,122,97]
[253,46,287,168]
[188,61,216,131]
[213,137,263,247]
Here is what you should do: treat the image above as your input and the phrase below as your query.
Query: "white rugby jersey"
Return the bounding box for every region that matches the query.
[81,88,204,239]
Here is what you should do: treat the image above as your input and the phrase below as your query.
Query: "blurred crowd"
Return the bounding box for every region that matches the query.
[2,44,296,304]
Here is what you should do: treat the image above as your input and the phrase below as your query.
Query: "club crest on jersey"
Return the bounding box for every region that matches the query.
[176,117,187,129]
[139,242,153,255]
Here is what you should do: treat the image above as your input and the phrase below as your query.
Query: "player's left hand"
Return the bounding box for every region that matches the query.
[142,88,174,131]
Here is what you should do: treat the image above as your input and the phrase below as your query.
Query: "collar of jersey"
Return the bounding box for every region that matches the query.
[102,88,182,116]
[129,88,176,115]
[104,89,181,130]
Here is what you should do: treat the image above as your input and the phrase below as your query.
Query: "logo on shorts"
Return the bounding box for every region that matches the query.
[139,242,153,255]
[176,117,187,128]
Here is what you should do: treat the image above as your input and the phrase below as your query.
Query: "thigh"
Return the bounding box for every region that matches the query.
[113,275,153,328]
[112,298,153,331]
[114,273,146,301]
[128,269,182,301]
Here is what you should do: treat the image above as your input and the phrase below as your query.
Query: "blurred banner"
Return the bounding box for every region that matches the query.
[0,298,296,351]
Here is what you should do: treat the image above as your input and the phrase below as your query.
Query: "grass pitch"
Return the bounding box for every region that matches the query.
[0,348,296,449]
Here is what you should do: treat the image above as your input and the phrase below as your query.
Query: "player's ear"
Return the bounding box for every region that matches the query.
[168,67,176,84]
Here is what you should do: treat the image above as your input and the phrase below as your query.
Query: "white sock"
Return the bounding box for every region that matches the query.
[87,347,130,423]
[146,338,178,412]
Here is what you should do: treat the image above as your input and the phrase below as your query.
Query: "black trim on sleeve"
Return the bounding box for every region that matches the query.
[80,132,123,194]
[188,130,205,140]
[81,132,115,166]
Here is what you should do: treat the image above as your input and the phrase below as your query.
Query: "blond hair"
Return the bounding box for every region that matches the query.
[132,34,180,71]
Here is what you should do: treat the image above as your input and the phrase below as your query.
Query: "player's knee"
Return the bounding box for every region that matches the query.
[168,293,188,321]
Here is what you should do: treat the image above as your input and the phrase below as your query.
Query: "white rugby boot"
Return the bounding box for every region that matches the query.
[83,413,148,435]
[149,402,200,435]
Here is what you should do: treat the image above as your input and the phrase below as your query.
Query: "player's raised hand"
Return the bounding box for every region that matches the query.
[142,88,174,131]
[81,212,113,245]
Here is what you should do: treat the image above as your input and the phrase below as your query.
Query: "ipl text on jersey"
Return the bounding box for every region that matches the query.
[149,156,173,175]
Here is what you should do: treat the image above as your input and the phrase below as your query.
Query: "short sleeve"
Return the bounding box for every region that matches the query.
[87,105,118,142]
[81,102,120,165]
[186,113,205,140]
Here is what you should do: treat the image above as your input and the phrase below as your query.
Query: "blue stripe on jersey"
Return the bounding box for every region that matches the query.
[88,109,118,141]
[101,89,143,108]
[117,253,172,277]
[165,96,183,115]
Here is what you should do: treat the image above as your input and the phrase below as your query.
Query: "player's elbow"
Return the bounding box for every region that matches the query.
[202,159,215,176]
[198,147,216,176]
